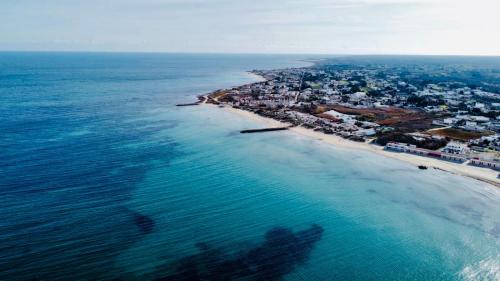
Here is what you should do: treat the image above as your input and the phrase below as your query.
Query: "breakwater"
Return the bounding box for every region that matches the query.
[240,127,290,133]
[176,102,200,106]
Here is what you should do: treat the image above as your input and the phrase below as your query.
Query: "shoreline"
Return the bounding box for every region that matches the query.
[209,103,500,189]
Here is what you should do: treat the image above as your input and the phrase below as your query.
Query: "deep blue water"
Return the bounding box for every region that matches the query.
[0,53,499,281]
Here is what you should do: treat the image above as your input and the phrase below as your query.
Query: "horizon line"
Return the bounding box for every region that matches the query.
[1,50,500,58]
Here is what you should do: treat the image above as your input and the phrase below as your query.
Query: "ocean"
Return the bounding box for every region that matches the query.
[0,52,499,281]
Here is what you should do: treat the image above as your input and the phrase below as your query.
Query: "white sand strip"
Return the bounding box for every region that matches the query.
[213,104,500,188]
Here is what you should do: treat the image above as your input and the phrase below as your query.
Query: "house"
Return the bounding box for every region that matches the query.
[469,159,500,171]
[442,142,470,155]
[356,128,376,137]
[443,118,456,125]
[470,116,489,123]
[474,103,485,110]
[463,121,485,132]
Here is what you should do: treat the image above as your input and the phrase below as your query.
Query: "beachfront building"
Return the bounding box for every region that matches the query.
[469,159,500,171]
[385,142,467,163]
[442,142,470,155]
[440,154,468,163]
[385,142,412,152]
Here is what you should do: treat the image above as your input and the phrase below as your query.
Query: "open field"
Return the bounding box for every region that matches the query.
[428,127,494,141]
[316,105,435,131]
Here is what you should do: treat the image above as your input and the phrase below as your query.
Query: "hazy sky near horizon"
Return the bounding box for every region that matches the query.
[1,0,499,55]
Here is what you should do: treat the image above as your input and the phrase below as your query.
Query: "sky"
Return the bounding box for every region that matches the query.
[1,0,499,55]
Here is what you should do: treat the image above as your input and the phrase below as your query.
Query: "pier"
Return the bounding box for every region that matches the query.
[240,127,290,134]
[176,96,207,106]
[176,102,200,106]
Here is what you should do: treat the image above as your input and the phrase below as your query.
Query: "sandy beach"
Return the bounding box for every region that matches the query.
[211,104,500,189]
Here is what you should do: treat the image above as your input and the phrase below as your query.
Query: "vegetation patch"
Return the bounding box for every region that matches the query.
[428,128,493,141]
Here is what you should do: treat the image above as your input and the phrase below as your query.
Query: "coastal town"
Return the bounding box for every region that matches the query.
[203,60,500,176]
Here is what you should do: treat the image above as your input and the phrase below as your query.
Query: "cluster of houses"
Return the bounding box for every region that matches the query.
[433,112,500,133]
[211,65,500,172]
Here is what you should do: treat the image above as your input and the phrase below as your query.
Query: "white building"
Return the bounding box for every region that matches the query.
[469,159,500,171]
[352,92,367,100]
[463,121,485,132]
[443,118,456,125]
[470,116,490,123]
[324,110,356,124]
[474,103,485,109]
[442,142,470,155]
[356,128,376,137]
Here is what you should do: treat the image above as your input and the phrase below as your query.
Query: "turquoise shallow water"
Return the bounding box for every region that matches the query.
[0,53,499,280]
[117,105,500,281]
